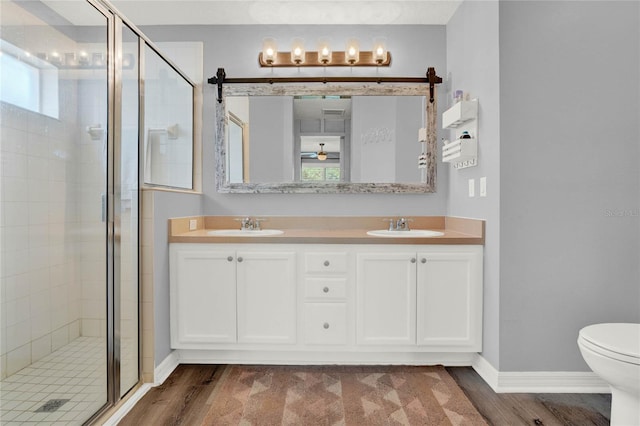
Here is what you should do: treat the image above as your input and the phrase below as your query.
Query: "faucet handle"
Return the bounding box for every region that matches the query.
[382,218,395,231]
[253,218,266,230]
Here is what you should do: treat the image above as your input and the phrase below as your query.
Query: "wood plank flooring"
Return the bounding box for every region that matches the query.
[118,365,611,425]
[446,367,611,426]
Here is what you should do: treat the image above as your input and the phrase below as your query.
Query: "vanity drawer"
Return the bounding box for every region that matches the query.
[304,277,347,300]
[305,252,348,273]
[304,303,347,345]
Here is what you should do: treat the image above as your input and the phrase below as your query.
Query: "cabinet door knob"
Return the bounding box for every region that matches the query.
[227,256,233,262]
[323,286,329,293]
[411,258,416,263]
[323,323,330,329]
[323,260,330,267]
[421,258,427,263]
[237,256,243,263]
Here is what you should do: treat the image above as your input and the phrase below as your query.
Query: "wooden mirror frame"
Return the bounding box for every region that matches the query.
[215,83,437,194]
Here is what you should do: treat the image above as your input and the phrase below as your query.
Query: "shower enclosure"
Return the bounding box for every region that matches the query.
[0,0,194,423]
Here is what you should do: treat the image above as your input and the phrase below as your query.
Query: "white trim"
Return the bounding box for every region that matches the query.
[471,353,500,391]
[472,354,610,393]
[154,350,180,385]
[102,383,153,426]
[176,349,476,366]
[102,351,180,425]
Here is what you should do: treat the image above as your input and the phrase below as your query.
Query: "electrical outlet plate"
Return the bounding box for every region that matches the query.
[480,177,487,197]
[468,179,475,197]
[189,219,197,230]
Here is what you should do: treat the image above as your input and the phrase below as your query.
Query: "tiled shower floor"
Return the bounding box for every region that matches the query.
[0,337,106,425]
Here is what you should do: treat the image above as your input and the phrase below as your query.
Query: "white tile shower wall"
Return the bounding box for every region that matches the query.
[0,47,107,379]
[0,101,86,379]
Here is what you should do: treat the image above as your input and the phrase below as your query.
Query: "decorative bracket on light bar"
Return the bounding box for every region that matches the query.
[258,51,391,67]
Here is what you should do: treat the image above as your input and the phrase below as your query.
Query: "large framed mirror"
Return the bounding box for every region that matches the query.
[215,83,437,193]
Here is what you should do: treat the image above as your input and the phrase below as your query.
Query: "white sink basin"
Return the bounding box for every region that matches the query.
[207,229,284,237]
[366,229,444,238]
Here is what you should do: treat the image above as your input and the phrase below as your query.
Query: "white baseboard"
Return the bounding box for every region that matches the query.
[154,350,180,385]
[176,349,476,366]
[102,351,180,425]
[471,354,610,393]
[102,383,153,426]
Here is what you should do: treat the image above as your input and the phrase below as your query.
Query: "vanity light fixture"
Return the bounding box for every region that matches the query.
[372,37,387,64]
[291,38,305,65]
[317,143,328,161]
[345,38,359,64]
[261,37,277,65]
[318,38,332,64]
[258,37,391,67]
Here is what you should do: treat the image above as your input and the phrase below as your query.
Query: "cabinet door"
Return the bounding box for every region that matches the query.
[237,251,296,344]
[356,253,416,345]
[171,249,237,346]
[416,250,482,350]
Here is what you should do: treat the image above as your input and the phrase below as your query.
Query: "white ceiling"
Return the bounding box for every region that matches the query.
[41,0,462,26]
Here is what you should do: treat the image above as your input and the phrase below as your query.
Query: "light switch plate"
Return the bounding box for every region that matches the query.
[468,179,475,197]
[189,219,197,230]
[480,177,487,197]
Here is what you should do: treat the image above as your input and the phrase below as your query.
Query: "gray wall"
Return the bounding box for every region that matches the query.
[498,1,640,371]
[446,0,501,368]
[144,2,640,373]
[152,191,202,365]
[141,25,448,216]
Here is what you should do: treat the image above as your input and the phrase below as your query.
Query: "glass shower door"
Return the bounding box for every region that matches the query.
[0,0,110,423]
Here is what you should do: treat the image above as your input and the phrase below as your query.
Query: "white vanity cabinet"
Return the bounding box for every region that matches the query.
[302,251,350,345]
[170,248,237,346]
[356,253,417,345]
[170,244,296,348]
[236,251,296,344]
[170,242,483,360]
[416,249,482,351]
[356,246,483,352]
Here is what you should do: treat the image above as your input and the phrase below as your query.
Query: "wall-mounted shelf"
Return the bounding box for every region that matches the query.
[443,99,478,129]
[442,138,477,169]
[442,99,478,169]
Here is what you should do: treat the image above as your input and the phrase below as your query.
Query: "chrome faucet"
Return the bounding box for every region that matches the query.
[383,217,413,231]
[240,217,253,230]
[396,217,411,231]
[238,217,266,231]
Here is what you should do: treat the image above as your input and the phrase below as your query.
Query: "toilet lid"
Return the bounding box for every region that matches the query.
[579,323,640,359]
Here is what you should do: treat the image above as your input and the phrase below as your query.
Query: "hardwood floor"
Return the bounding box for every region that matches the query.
[118,365,611,425]
[446,367,610,426]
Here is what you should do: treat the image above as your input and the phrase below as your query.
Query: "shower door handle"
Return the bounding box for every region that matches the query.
[102,193,106,222]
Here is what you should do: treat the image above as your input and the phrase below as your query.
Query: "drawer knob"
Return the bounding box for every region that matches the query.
[237,256,243,263]
[323,260,330,267]
[411,258,416,263]
[421,258,427,264]
[323,286,329,293]
[227,256,233,262]
[323,322,330,329]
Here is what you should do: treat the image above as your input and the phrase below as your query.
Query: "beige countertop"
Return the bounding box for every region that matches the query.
[169,216,484,245]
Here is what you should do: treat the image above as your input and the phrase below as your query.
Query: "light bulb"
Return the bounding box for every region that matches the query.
[345,38,359,64]
[317,38,332,64]
[262,37,277,65]
[372,37,387,64]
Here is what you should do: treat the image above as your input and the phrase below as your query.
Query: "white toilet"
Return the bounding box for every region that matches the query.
[578,323,640,426]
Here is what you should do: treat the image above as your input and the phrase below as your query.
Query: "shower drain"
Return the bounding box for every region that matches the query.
[35,399,70,412]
